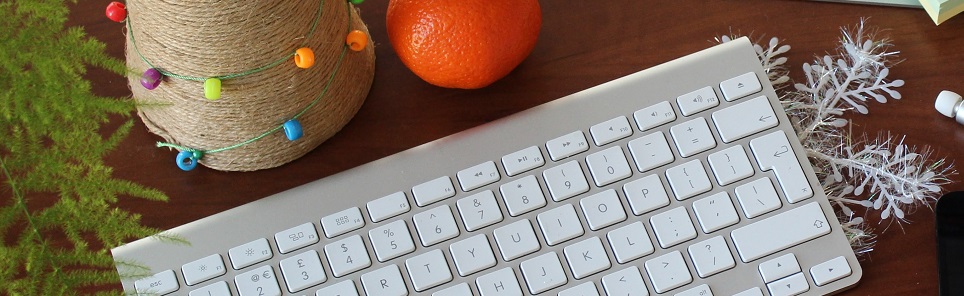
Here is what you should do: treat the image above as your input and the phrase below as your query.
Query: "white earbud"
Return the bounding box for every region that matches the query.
[935,90,964,124]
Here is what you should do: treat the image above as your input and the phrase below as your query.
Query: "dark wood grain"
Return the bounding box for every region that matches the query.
[68,0,964,294]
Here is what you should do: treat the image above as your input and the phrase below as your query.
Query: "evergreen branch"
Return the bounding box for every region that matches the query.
[2,0,173,294]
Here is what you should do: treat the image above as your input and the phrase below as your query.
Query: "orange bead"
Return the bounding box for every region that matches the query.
[294,47,315,69]
[346,30,368,52]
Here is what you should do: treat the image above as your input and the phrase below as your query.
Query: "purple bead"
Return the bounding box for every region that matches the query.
[140,68,162,90]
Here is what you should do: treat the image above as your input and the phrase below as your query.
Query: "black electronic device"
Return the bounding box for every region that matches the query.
[937,192,964,295]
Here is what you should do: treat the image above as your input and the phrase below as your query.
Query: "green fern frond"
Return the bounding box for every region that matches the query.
[1,0,170,294]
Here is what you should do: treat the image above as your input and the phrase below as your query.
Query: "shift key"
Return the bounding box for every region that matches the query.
[731,202,831,262]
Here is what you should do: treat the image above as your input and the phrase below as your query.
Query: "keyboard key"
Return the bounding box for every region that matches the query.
[691,191,740,233]
[546,131,590,161]
[628,132,675,172]
[189,281,230,296]
[275,222,319,254]
[414,205,460,246]
[564,236,612,279]
[730,202,831,262]
[406,249,453,291]
[810,256,852,286]
[493,219,541,261]
[607,221,655,264]
[720,72,762,101]
[687,236,735,278]
[580,189,627,230]
[733,287,764,296]
[361,265,407,296]
[450,234,497,276]
[750,131,813,203]
[670,117,717,157]
[767,272,809,296]
[634,101,677,131]
[602,266,649,296]
[316,280,358,296]
[458,161,501,192]
[735,178,782,218]
[520,252,568,294]
[543,160,590,201]
[367,191,411,223]
[538,204,585,246]
[368,220,416,262]
[502,146,546,176]
[644,250,692,293]
[134,269,179,295]
[712,96,778,143]
[182,254,226,286]
[228,238,273,270]
[457,190,504,231]
[759,253,800,283]
[413,176,457,206]
[235,265,281,296]
[279,250,326,292]
[320,207,365,238]
[500,175,547,216]
[623,174,671,215]
[665,159,712,201]
[650,206,697,248]
[707,145,754,186]
[434,283,472,296]
[477,267,523,296]
[676,284,713,296]
[586,146,633,186]
[590,116,633,146]
[559,282,600,296]
[324,235,371,277]
[677,86,719,116]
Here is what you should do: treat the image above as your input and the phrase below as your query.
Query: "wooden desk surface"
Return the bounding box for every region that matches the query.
[71,0,964,294]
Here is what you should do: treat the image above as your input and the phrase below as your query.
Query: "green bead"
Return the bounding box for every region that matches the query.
[350,0,363,4]
[204,78,221,100]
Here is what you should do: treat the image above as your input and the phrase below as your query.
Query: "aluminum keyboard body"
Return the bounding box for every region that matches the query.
[112,37,862,296]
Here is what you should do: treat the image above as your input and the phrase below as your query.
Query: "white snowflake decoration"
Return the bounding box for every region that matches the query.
[719,20,954,256]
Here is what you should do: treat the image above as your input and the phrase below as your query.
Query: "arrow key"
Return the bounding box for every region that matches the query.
[766,272,809,296]
[602,266,649,296]
[758,253,800,283]
[810,256,853,286]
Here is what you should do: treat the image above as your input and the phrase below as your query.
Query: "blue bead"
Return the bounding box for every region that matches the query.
[176,150,198,171]
[284,119,303,141]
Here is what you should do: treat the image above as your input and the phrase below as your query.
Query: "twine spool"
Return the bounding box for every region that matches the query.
[125,0,374,171]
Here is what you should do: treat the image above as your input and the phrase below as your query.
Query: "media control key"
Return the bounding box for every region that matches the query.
[228,238,273,270]
[320,207,365,238]
[181,254,226,286]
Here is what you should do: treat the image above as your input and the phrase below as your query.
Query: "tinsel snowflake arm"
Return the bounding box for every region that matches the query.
[791,21,904,143]
[809,136,954,221]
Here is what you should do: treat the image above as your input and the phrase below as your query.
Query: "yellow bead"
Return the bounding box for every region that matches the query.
[294,48,315,69]
[346,30,368,52]
[204,78,221,100]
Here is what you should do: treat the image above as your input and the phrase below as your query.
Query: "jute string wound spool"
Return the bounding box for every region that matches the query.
[121,0,375,171]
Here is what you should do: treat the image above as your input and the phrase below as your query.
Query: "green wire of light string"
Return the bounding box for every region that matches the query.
[155,0,356,160]
[126,0,327,81]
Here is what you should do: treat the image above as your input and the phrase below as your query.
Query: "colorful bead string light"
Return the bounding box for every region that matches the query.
[115,0,344,100]
[108,0,369,171]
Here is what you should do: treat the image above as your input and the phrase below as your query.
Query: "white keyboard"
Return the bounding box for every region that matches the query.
[112,37,862,296]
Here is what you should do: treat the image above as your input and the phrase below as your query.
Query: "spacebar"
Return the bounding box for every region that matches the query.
[730,202,831,262]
